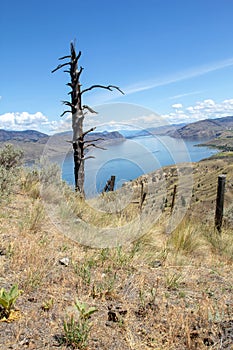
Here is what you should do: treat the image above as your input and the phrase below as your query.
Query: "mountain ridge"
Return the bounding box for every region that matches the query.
[167,115,233,139]
[0,129,48,142]
[0,129,125,162]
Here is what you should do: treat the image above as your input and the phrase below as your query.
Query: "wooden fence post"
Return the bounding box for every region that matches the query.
[171,184,177,214]
[109,175,116,191]
[103,175,116,193]
[139,181,146,211]
[215,174,226,233]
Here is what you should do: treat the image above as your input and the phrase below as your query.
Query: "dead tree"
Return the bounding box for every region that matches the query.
[52,42,123,196]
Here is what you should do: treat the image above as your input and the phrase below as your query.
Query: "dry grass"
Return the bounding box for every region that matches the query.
[0,159,233,349]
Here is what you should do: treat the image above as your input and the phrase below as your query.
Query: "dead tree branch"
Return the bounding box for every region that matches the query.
[60,110,71,117]
[81,85,124,95]
[59,55,71,60]
[84,143,106,150]
[82,105,97,114]
[82,127,97,137]
[51,62,70,73]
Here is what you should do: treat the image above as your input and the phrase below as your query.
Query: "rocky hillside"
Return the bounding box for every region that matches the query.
[0,155,233,349]
[0,129,48,142]
[198,130,233,152]
[168,116,233,140]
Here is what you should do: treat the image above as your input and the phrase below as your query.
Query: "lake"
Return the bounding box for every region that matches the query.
[60,135,218,197]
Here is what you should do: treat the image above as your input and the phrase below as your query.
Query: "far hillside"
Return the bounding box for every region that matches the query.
[0,129,48,142]
[168,115,233,139]
[0,129,125,162]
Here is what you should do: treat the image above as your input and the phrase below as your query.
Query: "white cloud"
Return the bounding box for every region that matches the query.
[172,103,183,109]
[162,98,233,124]
[81,57,233,105]
[0,111,76,134]
[169,91,204,100]
[0,111,49,132]
[121,57,233,97]
[0,110,108,134]
[2,97,233,134]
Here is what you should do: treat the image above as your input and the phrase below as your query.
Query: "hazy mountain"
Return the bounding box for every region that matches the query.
[0,129,48,142]
[120,123,187,138]
[0,129,125,162]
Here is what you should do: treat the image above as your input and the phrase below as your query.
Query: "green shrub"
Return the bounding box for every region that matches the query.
[0,144,23,170]
[0,166,12,194]
[63,300,97,349]
[21,168,40,199]
[168,224,200,255]
[39,157,61,186]
[0,145,23,198]
[204,228,233,260]
[0,284,22,319]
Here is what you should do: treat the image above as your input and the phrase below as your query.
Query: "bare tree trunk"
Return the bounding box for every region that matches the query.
[70,46,85,195]
[52,42,124,197]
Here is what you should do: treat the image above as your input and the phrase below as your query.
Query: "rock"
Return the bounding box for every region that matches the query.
[59,257,69,266]
[0,247,6,256]
[107,304,127,322]
[151,260,162,268]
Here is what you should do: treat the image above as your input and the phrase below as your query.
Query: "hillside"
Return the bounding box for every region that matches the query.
[120,124,186,139]
[0,130,125,162]
[197,130,233,153]
[0,153,233,349]
[168,116,233,140]
[0,129,48,142]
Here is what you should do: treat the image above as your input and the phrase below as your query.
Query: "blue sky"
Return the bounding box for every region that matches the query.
[1,0,233,133]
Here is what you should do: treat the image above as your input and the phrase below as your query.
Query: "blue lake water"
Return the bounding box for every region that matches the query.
[60,135,218,197]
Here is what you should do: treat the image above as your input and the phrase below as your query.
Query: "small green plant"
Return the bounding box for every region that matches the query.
[150,287,157,302]
[99,247,110,265]
[21,168,40,199]
[204,228,233,260]
[139,288,146,308]
[91,271,117,299]
[74,259,96,285]
[0,285,22,319]
[113,245,134,267]
[19,199,45,234]
[129,240,141,258]
[6,242,14,258]
[165,272,182,290]
[28,200,45,233]
[178,291,186,298]
[41,298,54,311]
[24,269,44,291]
[168,224,200,255]
[63,299,97,349]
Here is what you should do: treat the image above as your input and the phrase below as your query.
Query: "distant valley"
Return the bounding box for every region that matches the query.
[1,115,233,162]
[119,116,233,140]
[0,129,125,162]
